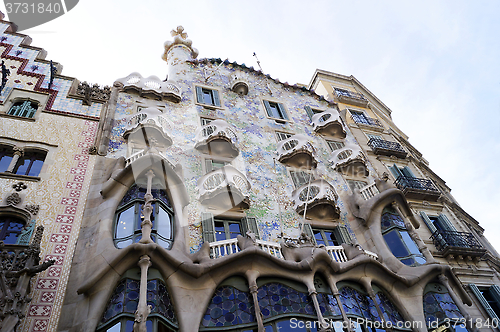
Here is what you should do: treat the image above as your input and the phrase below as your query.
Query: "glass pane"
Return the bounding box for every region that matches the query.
[228,222,241,238]
[203,89,214,105]
[332,321,345,332]
[0,155,12,172]
[146,320,153,332]
[264,325,274,332]
[106,322,121,332]
[14,157,30,175]
[214,221,226,241]
[415,256,427,264]
[383,231,410,258]
[277,319,307,332]
[116,239,133,249]
[156,206,171,239]
[28,159,44,176]
[400,231,421,255]
[268,102,282,119]
[314,230,326,246]
[116,206,135,239]
[157,238,171,249]
[325,231,338,246]
[125,320,134,332]
[211,160,226,170]
[3,220,24,244]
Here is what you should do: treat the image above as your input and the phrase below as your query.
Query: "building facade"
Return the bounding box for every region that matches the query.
[1,16,499,332]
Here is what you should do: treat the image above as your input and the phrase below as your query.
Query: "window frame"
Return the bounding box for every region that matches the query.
[288,169,315,188]
[275,131,293,142]
[326,140,345,152]
[202,157,231,174]
[1,88,49,121]
[194,85,222,109]
[262,98,290,122]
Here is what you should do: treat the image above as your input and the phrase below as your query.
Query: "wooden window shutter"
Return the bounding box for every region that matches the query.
[16,220,36,245]
[334,225,352,244]
[402,166,416,178]
[419,211,438,233]
[212,89,221,107]
[469,284,500,322]
[389,164,403,179]
[304,106,314,121]
[437,214,457,232]
[277,103,288,120]
[489,285,500,308]
[241,217,260,240]
[201,212,216,243]
[302,223,315,244]
[195,86,204,104]
[263,100,272,117]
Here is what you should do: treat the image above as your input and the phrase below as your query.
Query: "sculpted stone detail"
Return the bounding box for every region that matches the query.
[76,81,111,105]
[162,26,199,60]
[12,182,27,192]
[24,204,39,216]
[6,193,21,206]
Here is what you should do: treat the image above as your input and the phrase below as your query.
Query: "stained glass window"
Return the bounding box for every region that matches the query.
[99,276,177,331]
[0,217,25,244]
[114,184,173,249]
[375,291,405,325]
[423,283,466,331]
[201,285,255,328]
[381,206,426,266]
[339,286,380,322]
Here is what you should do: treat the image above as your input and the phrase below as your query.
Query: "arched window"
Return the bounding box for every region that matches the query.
[14,149,46,176]
[423,283,467,332]
[8,100,39,118]
[98,268,177,332]
[372,284,405,326]
[0,145,14,172]
[114,184,173,249]
[381,206,426,266]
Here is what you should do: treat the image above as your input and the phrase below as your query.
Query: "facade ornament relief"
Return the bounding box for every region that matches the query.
[76,81,111,105]
[12,182,27,192]
[162,26,199,60]
[6,193,21,206]
[133,255,152,332]
[138,170,155,244]
[24,204,39,216]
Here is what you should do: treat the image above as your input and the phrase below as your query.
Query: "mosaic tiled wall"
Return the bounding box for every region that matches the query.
[106,61,378,253]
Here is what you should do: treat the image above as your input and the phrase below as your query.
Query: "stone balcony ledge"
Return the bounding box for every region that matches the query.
[197,165,251,210]
[115,72,182,102]
[123,107,173,147]
[329,145,369,177]
[292,179,340,221]
[311,109,346,138]
[276,134,317,169]
[194,119,239,158]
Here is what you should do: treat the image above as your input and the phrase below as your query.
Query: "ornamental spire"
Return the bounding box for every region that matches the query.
[161,26,199,62]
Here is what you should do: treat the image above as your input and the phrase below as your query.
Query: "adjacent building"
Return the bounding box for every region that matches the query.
[1,15,499,332]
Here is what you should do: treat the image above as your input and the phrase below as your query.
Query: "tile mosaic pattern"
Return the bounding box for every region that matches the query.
[423,288,464,326]
[0,22,102,118]
[106,62,380,252]
[201,286,255,328]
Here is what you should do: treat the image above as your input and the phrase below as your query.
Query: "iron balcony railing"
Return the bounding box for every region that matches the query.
[431,229,484,252]
[394,175,439,193]
[350,114,383,128]
[367,138,407,158]
[335,88,367,102]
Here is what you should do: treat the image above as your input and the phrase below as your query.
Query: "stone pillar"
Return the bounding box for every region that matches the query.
[6,146,23,173]
[309,289,328,331]
[330,283,354,332]
[139,170,155,244]
[133,255,152,332]
[246,270,264,332]
[367,289,386,326]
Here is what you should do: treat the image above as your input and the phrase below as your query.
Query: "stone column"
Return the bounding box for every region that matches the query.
[330,283,354,332]
[6,147,23,173]
[367,289,386,326]
[249,284,264,332]
[309,288,328,331]
[139,170,155,244]
[133,255,152,332]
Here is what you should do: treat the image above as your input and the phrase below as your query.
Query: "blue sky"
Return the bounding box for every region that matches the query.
[5,0,499,251]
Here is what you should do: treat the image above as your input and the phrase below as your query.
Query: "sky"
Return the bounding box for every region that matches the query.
[4,0,500,252]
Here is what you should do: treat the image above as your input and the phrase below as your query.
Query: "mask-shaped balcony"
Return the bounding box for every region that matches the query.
[277,134,317,169]
[330,145,369,177]
[292,179,340,221]
[123,107,173,148]
[197,165,251,210]
[311,110,346,138]
[394,175,441,201]
[116,72,181,103]
[194,119,239,158]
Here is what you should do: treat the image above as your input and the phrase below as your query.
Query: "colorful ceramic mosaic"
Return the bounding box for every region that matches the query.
[201,286,255,328]
[423,284,464,326]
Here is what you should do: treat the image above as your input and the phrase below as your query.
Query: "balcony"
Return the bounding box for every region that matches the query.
[292,179,340,221]
[394,175,441,201]
[123,107,173,147]
[194,119,239,158]
[311,109,346,138]
[367,138,407,159]
[431,230,486,258]
[330,146,369,177]
[197,165,251,210]
[358,182,380,200]
[208,238,378,263]
[116,72,181,102]
[350,114,383,129]
[334,88,369,107]
[277,134,317,169]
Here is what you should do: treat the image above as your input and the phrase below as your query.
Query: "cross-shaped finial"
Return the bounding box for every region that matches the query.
[170,26,187,39]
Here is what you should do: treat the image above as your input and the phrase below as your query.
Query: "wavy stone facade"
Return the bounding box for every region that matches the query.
[1,17,499,332]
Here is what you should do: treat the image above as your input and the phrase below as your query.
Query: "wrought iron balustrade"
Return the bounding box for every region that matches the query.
[431,229,484,252]
[350,114,383,127]
[395,175,439,193]
[335,88,367,101]
[367,138,407,158]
